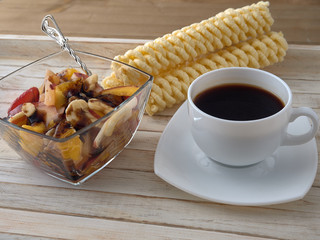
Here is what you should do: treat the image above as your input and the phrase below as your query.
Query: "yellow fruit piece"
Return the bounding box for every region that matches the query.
[38,83,45,94]
[22,122,46,134]
[57,128,83,166]
[65,68,79,80]
[101,86,139,97]
[20,122,46,157]
[47,120,56,129]
[55,88,67,109]
[56,80,82,97]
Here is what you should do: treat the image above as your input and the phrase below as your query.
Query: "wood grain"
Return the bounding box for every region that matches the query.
[0,207,276,240]
[0,0,319,44]
[0,35,320,239]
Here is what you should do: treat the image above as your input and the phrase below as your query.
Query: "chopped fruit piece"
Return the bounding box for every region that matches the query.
[44,77,56,106]
[21,103,36,117]
[45,70,60,85]
[98,94,124,107]
[19,135,42,157]
[88,98,114,118]
[20,122,46,157]
[47,120,57,129]
[8,104,23,117]
[65,99,98,129]
[56,127,83,167]
[93,97,137,148]
[54,88,67,110]
[39,93,45,102]
[100,86,139,97]
[22,122,46,134]
[88,109,104,119]
[9,112,28,126]
[36,103,60,127]
[83,74,98,91]
[71,72,88,81]
[38,83,45,94]
[7,87,39,116]
[83,74,103,97]
[58,68,79,81]
[56,80,82,97]
[65,68,79,80]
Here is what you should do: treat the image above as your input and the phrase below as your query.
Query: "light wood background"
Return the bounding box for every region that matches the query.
[0,0,320,239]
[0,0,319,44]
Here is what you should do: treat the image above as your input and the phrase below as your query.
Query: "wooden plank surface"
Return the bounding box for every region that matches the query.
[0,35,320,239]
[0,0,319,45]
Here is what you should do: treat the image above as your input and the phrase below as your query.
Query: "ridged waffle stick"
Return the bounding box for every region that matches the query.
[103,31,288,115]
[145,31,288,115]
[109,1,273,77]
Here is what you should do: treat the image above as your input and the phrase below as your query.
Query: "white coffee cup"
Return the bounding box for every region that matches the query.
[187,67,319,166]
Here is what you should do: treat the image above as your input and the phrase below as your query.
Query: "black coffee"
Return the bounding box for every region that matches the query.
[193,83,285,121]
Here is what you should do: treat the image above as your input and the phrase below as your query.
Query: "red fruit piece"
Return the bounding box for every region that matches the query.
[72,72,88,80]
[7,104,23,117]
[7,87,39,116]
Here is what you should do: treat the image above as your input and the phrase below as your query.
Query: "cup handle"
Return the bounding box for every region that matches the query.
[281,107,319,146]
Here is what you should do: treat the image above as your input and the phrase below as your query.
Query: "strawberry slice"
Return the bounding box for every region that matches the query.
[7,87,39,116]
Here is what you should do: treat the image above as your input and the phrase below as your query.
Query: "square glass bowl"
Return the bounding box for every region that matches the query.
[0,50,153,185]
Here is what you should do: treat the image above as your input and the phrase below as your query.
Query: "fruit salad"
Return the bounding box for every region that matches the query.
[5,68,141,182]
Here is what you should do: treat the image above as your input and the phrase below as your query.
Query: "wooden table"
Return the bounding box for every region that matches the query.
[0,35,319,240]
[1,1,320,239]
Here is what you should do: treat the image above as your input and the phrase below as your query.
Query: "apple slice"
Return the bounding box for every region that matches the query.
[36,103,60,127]
[45,70,60,85]
[44,76,56,106]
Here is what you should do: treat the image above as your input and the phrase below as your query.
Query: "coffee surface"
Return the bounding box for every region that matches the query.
[193,84,284,121]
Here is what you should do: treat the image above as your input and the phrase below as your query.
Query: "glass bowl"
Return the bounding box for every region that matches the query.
[0,50,153,185]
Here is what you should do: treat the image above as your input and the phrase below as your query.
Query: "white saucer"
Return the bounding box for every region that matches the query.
[154,102,318,206]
